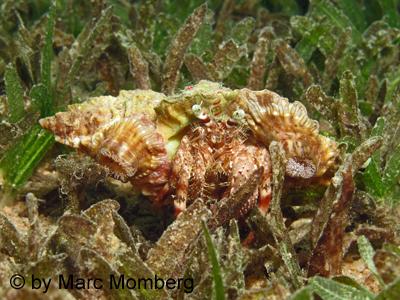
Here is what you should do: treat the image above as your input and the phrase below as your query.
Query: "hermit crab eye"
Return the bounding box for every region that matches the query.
[232,109,245,120]
[192,104,202,117]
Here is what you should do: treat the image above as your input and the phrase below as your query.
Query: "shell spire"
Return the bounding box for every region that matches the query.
[39,90,170,198]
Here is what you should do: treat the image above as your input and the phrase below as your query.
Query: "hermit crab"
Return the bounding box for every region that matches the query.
[39,80,339,218]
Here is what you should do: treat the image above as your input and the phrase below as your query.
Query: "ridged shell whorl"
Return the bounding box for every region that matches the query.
[39,90,169,198]
[89,115,170,197]
[39,90,166,149]
[228,89,338,179]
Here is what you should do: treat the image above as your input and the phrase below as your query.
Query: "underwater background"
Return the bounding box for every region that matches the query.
[1,0,400,299]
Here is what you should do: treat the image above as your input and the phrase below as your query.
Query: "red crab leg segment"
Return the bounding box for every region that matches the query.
[222,148,259,219]
[170,135,193,217]
[220,141,272,218]
[189,142,212,201]
[175,153,193,217]
[153,135,190,211]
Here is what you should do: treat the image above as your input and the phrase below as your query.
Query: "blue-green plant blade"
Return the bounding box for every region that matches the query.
[383,145,400,196]
[30,84,51,118]
[290,17,333,61]
[294,37,317,63]
[320,28,351,92]
[269,142,302,289]
[161,4,207,95]
[332,0,366,31]
[90,82,108,97]
[187,9,212,56]
[153,13,181,55]
[5,64,25,123]
[362,21,391,57]
[201,219,226,300]
[0,123,55,191]
[371,117,386,138]
[332,276,375,299]
[380,0,400,28]
[41,1,55,93]
[309,276,374,300]
[274,39,312,87]
[370,117,385,168]
[363,160,386,200]
[375,276,400,300]
[339,136,360,153]
[383,242,400,259]
[208,39,247,82]
[339,71,362,141]
[277,0,301,15]
[382,143,400,193]
[58,6,114,104]
[230,17,255,45]
[385,66,400,103]
[358,101,372,116]
[364,0,383,25]
[310,0,362,46]
[135,0,157,51]
[358,235,385,287]
[286,285,313,300]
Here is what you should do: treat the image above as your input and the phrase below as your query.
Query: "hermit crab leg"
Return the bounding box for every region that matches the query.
[153,135,190,208]
[219,141,272,217]
[169,135,190,188]
[174,152,193,217]
[188,148,207,201]
[254,146,272,215]
[212,144,235,175]
[222,148,259,219]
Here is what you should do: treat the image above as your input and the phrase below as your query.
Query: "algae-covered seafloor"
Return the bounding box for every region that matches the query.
[1,0,400,299]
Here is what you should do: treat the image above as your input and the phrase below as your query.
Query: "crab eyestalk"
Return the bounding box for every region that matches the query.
[226,108,245,127]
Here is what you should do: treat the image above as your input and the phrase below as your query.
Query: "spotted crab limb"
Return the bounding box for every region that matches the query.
[155,135,190,206]
[207,167,264,232]
[221,140,272,219]
[174,152,193,217]
[188,148,209,201]
[254,147,272,215]
[152,182,171,210]
[168,136,190,188]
